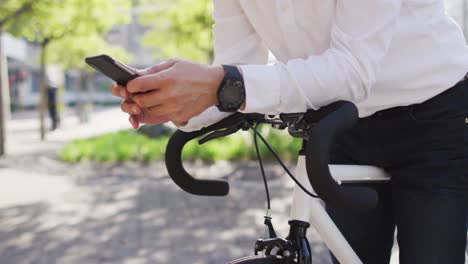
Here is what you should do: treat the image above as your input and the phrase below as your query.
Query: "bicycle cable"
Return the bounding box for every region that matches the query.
[253,123,278,238]
[253,123,271,211]
[249,123,319,199]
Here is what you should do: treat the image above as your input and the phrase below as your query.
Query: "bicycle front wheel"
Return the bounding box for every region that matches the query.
[227,255,287,264]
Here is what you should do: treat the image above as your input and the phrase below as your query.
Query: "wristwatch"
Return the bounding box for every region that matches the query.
[216,65,245,112]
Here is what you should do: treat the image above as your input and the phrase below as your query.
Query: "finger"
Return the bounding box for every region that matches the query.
[129,115,139,129]
[127,74,165,94]
[137,59,178,76]
[131,90,167,108]
[121,100,142,115]
[147,103,179,116]
[128,66,139,75]
[168,113,189,124]
[173,121,188,127]
[110,83,128,99]
[128,107,170,125]
[138,113,170,125]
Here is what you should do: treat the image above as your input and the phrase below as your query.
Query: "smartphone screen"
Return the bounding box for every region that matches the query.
[85,54,137,85]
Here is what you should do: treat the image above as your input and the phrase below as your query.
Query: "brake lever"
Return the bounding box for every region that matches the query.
[198,126,242,144]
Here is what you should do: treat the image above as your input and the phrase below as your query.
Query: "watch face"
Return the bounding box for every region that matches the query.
[222,79,244,105]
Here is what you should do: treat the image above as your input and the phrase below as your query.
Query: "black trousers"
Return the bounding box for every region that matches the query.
[47,88,60,129]
[326,79,468,264]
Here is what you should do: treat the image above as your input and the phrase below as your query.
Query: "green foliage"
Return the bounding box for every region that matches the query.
[0,0,35,26]
[49,35,131,71]
[139,0,214,63]
[7,0,131,43]
[60,130,169,163]
[2,0,132,70]
[46,0,133,70]
[60,126,302,163]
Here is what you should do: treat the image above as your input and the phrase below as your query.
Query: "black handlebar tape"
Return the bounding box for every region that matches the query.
[166,129,229,196]
[165,112,257,196]
[304,101,379,211]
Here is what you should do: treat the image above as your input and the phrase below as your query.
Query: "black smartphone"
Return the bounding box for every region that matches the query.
[85,54,137,86]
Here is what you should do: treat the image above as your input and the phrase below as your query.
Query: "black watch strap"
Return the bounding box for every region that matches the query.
[216,65,245,112]
[222,65,244,84]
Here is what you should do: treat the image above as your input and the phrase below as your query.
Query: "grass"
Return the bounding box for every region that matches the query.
[59,126,302,163]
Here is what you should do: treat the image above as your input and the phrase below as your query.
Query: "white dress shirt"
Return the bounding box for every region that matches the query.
[181,0,468,131]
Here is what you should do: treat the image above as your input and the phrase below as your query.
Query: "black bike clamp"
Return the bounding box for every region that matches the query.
[254,220,311,264]
[254,237,295,261]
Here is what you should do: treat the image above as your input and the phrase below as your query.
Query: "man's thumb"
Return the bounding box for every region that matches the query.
[137,59,178,76]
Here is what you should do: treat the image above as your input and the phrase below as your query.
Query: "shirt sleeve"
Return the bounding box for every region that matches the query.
[179,0,269,132]
[239,0,403,114]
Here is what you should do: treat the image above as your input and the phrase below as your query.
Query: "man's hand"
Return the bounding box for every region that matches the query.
[110,58,224,128]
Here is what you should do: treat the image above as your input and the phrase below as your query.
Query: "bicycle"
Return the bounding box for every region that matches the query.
[165,101,391,264]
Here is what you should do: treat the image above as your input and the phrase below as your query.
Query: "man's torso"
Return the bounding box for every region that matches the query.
[235,0,468,116]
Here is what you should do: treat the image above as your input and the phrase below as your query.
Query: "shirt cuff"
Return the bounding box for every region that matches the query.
[239,64,281,114]
[177,106,231,132]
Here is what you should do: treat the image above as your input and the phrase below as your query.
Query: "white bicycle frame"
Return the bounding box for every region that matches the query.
[289,156,391,264]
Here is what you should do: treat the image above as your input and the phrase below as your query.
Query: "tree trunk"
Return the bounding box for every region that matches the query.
[74,70,85,123]
[38,42,48,141]
[0,30,7,155]
[85,71,93,119]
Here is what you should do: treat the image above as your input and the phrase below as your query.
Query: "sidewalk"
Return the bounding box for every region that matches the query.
[4,107,131,157]
[0,107,131,210]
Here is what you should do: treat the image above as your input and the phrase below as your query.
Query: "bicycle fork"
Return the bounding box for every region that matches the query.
[290,156,362,264]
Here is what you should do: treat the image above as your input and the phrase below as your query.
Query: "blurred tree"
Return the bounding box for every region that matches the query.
[0,0,41,155]
[49,34,131,123]
[0,40,6,156]
[4,0,132,140]
[139,0,214,63]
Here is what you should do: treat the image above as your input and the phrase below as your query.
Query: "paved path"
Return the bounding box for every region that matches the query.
[0,155,335,264]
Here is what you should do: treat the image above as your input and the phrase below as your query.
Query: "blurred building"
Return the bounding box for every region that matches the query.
[2,33,41,111]
[106,4,159,68]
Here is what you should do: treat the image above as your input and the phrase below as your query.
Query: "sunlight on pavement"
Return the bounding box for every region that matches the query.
[0,169,73,208]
